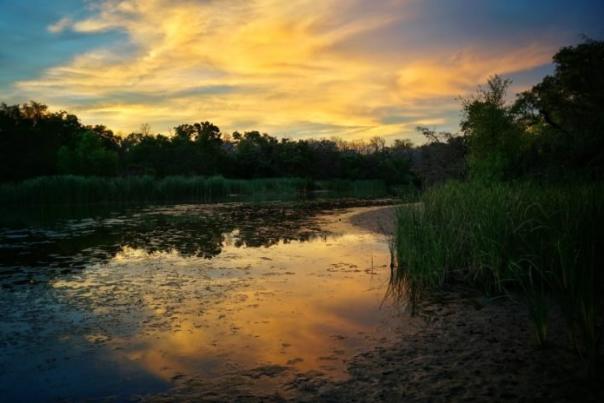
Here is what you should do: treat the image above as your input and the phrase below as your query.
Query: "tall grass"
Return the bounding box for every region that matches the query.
[316,179,390,199]
[0,175,391,205]
[395,181,604,370]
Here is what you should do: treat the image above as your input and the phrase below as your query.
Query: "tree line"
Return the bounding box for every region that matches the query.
[0,99,466,187]
[1,40,602,187]
[0,102,423,185]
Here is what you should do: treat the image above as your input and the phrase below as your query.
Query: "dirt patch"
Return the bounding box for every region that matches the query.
[348,205,398,236]
[318,205,399,237]
[298,290,603,402]
[295,207,604,402]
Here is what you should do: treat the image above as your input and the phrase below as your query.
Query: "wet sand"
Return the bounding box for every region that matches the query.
[318,204,400,238]
[303,294,604,402]
[348,205,398,236]
[305,206,604,402]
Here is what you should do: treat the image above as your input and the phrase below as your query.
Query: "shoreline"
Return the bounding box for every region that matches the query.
[348,205,398,236]
[145,205,603,402]
[300,208,603,402]
[301,292,603,402]
[319,204,399,237]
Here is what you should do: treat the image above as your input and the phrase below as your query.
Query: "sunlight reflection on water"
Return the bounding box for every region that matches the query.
[0,204,407,401]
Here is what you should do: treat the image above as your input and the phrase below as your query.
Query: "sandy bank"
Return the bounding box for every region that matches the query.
[345,203,423,236]
[318,205,399,237]
[348,205,398,236]
[300,205,604,402]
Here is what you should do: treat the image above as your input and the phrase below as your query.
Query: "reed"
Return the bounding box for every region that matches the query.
[395,181,604,368]
[0,175,391,205]
[316,179,389,199]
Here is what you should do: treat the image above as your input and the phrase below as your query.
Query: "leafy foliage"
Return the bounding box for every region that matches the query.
[462,40,604,180]
[57,131,118,176]
[461,76,527,180]
[0,103,416,186]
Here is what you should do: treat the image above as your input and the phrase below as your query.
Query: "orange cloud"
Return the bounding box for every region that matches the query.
[16,0,556,143]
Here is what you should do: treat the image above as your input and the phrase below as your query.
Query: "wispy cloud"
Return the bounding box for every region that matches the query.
[48,17,73,33]
[16,0,573,141]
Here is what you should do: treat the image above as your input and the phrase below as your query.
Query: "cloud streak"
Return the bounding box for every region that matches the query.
[8,0,600,142]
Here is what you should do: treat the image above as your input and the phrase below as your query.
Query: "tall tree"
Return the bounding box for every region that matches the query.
[514,39,604,176]
[461,75,525,180]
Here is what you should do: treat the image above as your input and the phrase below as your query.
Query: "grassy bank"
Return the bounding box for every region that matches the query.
[395,181,604,369]
[0,175,391,205]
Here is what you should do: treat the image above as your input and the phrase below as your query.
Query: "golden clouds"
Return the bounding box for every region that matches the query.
[21,0,555,141]
[395,45,554,101]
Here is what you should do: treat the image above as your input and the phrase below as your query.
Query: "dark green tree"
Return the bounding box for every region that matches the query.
[57,131,118,176]
[514,39,604,176]
[461,76,526,181]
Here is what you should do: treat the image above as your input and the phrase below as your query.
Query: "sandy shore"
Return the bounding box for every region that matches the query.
[297,293,603,402]
[319,204,399,237]
[349,205,398,236]
[298,206,603,402]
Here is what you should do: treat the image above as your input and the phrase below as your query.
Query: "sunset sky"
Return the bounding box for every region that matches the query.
[1,0,603,143]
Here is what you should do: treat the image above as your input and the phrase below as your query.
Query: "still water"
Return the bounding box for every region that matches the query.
[0,203,406,401]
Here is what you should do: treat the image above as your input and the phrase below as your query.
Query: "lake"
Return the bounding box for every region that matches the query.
[0,202,409,401]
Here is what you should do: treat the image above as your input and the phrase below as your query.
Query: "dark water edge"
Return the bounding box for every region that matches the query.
[0,198,396,282]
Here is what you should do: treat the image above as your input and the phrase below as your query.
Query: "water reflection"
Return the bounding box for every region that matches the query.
[0,203,325,288]
[0,204,406,401]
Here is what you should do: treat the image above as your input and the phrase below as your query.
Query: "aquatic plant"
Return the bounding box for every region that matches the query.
[395,181,604,368]
[316,179,389,199]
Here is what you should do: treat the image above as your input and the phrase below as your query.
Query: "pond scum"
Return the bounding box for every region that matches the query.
[394,181,604,373]
[0,175,390,204]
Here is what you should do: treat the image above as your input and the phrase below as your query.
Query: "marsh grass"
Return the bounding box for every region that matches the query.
[316,179,389,199]
[0,176,390,205]
[395,181,604,370]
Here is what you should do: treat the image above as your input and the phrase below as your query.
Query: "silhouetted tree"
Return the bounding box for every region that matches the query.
[461,75,526,180]
[513,39,604,177]
[411,127,466,186]
[57,131,118,176]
